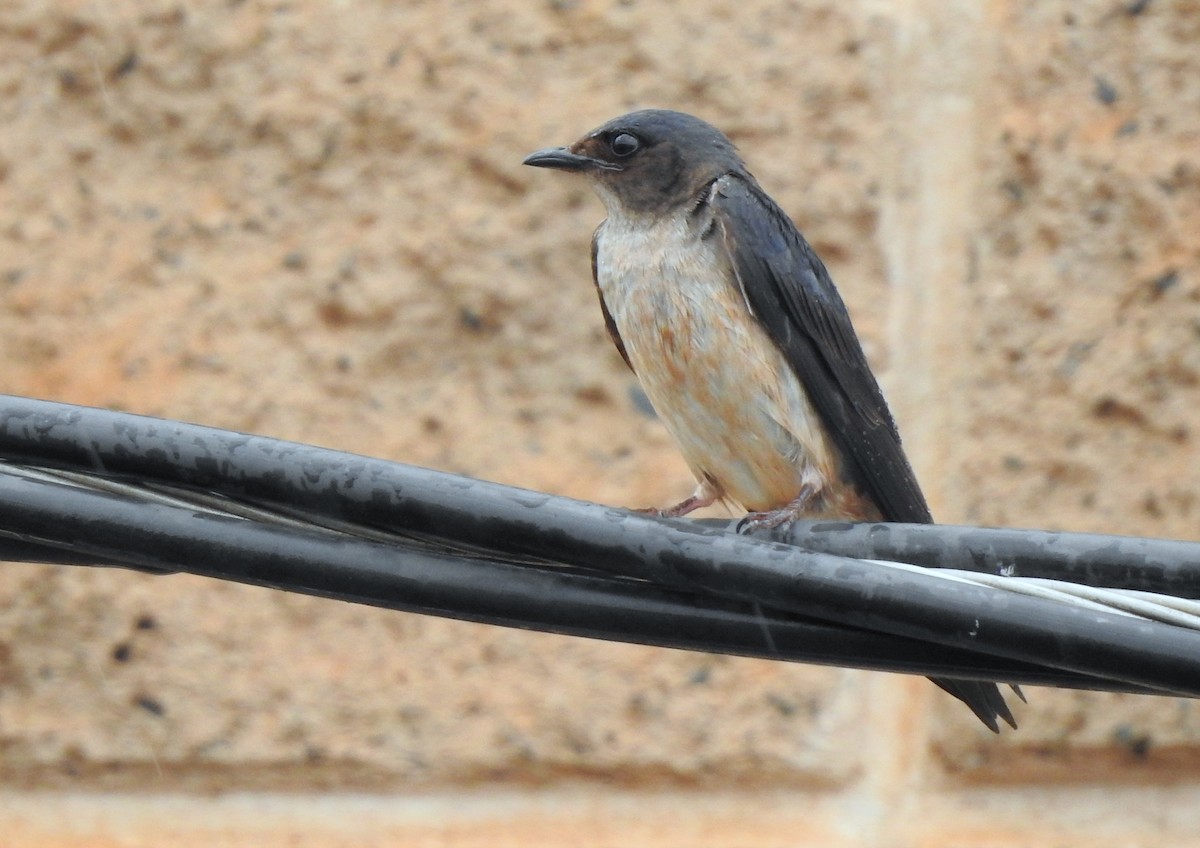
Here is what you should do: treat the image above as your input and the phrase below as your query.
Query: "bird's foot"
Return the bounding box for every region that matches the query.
[634,494,711,519]
[634,482,721,519]
[736,484,820,535]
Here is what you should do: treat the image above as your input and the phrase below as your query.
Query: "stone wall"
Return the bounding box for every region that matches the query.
[2,1,1199,844]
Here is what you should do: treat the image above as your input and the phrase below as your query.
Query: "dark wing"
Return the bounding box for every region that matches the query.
[592,227,634,372]
[714,175,1015,732]
[593,177,1008,728]
[711,174,932,524]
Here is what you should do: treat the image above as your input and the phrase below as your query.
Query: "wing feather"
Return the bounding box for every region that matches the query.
[591,228,634,372]
[710,174,932,524]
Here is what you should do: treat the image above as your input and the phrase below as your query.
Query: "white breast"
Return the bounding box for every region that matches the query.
[594,203,837,512]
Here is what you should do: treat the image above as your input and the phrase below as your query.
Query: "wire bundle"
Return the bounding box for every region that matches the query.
[3,394,1199,710]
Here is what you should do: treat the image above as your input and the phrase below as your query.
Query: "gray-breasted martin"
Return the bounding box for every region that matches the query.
[524,109,1016,731]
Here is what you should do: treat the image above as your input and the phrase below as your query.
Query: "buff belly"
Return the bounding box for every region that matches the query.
[595,212,839,513]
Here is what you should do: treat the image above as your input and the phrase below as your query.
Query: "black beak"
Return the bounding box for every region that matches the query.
[522,147,619,172]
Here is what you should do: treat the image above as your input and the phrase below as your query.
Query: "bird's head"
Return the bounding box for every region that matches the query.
[523,109,743,217]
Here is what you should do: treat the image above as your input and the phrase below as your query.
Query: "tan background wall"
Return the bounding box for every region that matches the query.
[1,0,1199,845]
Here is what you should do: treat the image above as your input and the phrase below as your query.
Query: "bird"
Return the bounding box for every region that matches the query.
[523,108,1017,732]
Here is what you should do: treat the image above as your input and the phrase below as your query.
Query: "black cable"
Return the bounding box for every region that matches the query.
[0,466,1147,690]
[779,520,1200,598]
[3,395,1200,697]
[4,394,1200,595]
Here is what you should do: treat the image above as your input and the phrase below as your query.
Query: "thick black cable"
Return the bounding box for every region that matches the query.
[3,396,1200,695]
[0,467,1143,690]
[3,394,1199,595]
[780,521,1200,598]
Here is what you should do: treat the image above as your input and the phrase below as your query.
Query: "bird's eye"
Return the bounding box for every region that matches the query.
[609,132,640,157]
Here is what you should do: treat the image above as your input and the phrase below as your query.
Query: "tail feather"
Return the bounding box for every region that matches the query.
[932,677,1018,733]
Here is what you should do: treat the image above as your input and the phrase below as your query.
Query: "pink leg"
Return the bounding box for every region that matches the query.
[736,483,821,534]
[636,480,721,519]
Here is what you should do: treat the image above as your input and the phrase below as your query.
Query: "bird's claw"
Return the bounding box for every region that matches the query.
[632,490,719,520]
[632,506,668,518]
[736,509,799,535]
[735,484,820,535]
